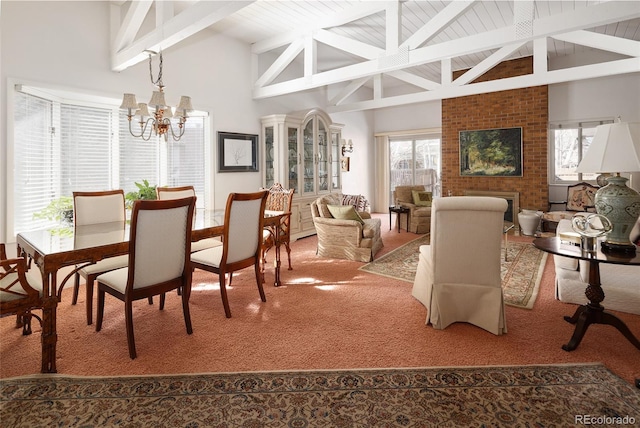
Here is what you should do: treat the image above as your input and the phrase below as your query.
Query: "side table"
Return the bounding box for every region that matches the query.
[532,237,640,352]
[389,206,410,233]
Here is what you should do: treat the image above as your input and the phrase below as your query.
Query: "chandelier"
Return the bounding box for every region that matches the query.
[120,50,192,142]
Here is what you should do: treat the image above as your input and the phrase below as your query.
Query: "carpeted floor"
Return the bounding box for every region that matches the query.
[359,236,547,309]
[1,216,638,389]
[2,363,638,427]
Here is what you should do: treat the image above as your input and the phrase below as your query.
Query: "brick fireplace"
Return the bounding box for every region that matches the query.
[441,57,549,213]
[464,190,520,229]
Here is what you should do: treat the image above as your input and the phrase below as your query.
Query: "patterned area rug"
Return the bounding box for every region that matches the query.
[2,364,638,427]
[359,235,547,309]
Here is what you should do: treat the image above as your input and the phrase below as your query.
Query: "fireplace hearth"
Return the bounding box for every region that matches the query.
[464,190,520,229]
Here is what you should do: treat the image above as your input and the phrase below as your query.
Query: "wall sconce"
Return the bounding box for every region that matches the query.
[341,139,354,156]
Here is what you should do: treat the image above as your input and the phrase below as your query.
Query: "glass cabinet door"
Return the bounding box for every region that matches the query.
[331,131,341,191]
[287,126,298,192]
[264,125,275,188]
[317,119,329,192]
[303,120,314,195]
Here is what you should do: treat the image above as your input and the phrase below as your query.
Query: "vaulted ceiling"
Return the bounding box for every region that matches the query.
[111,1,640,112]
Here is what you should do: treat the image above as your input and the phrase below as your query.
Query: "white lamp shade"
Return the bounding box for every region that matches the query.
[149,91,167,109]
[135,103,150,117]
[163,106,174,118]
[176,96,193,114]
[120,93,138,110]
[575,122,640,173]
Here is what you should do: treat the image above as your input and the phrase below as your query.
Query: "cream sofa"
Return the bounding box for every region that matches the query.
[310,194,383,262]
[554,218,640,315]
[393,185,432,234]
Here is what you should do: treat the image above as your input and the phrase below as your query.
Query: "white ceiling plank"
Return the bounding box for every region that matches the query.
[255,39,305,88]
[252,1,387,54]
[112,0,153,53]
[327,57,640,113]
[402,0,476,50]
[454,42,527,86]
[254,1,640,99]
[112,0,255,72]
[551,30,640,58]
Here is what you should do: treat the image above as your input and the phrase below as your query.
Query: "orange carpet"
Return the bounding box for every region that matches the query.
[1,215,638,385]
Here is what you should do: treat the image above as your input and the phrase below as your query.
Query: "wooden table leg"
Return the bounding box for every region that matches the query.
[40,269,58,373]
[562,260,640,351]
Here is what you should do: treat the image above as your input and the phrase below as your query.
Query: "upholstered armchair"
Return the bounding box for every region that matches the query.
[310,194,383,262]
[392,185,432,234]
[542,182,598,232]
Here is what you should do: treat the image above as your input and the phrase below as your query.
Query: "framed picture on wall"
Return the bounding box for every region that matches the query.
[218,131,259,172]
[341,157,350,172]
[459,127,522,177]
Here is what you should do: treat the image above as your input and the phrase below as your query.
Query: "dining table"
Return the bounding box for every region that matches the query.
[15,209,290,373]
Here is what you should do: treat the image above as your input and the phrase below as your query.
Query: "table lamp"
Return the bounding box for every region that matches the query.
[575,119,640,253]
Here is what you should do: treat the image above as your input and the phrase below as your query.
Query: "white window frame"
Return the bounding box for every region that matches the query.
[5,78,211,240]
[389,132,442,201]
[548,118,614,185]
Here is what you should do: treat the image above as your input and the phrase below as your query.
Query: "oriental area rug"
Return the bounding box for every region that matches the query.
[2,364,639,427]
[360,235,547,309]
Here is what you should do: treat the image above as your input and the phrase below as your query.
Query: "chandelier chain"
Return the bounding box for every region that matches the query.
[148,51,163,88]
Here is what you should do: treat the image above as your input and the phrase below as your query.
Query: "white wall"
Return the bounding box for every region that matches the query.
[0,1,376,241]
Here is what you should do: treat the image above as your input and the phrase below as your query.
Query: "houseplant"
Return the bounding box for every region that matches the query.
[125,180,157,208]
[33,196,74,224]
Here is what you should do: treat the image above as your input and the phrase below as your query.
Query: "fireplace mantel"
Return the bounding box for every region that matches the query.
[464,190,520,229]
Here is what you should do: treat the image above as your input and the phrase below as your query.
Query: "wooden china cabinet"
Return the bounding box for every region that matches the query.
[261,109,343,240]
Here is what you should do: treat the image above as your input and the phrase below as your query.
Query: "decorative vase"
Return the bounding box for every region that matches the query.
[518,210,541,236]
[594,175,640,252]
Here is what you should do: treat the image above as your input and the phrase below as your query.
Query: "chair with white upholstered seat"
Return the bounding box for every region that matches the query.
[412,196,508,335]
[156,186,222,253]
[1,243,43,336]
[72,190,129,325]
[191,191,268,318]
[95,197,196,359]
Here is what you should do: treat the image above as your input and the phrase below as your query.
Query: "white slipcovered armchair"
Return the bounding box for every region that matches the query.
[412,196,508,335]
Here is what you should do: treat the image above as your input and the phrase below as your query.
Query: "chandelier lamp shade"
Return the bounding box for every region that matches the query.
[575,119,640,253]
[120,50,193,142]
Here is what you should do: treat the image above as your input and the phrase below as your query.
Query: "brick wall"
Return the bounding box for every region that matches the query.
[442,57,548,211]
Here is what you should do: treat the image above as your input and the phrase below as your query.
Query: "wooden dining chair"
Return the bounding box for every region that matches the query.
[72,190,129,325]
[1,243,43,336]
[261,183,294,273]
[191,191,268,318]
[95,197,196,359]
[156,185,222,253]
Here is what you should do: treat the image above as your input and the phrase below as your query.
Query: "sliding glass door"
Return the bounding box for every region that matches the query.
[389,136,441,201]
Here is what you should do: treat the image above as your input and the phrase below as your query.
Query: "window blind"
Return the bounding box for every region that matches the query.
[12,87,209,236]
[14,92,58,232]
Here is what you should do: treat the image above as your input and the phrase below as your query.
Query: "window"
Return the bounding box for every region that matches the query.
[389,135,441,201]
[549,119,613,183]
[11,85,209,237]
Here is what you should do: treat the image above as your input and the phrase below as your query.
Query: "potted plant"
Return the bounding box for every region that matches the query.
[125,180,157,208]
[33,196,74,224]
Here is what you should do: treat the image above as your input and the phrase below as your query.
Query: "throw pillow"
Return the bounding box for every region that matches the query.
[326,204,364,225]
[411,190,432,207]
